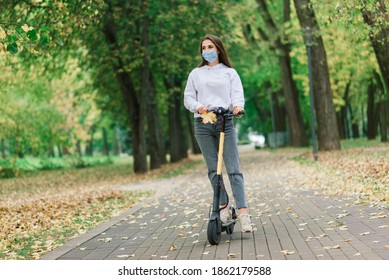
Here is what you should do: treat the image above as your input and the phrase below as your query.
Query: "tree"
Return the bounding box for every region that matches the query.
[293,0,341,150]
[255,0,308,147]
[360,0,389,95]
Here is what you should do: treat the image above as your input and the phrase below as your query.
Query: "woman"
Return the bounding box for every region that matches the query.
[183,34,252,232]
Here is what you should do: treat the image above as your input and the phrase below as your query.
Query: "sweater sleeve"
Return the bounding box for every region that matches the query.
[183,71,202,113]
[230,70,245,108]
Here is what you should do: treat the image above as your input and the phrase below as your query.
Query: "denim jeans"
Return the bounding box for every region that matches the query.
[194,117,247,209]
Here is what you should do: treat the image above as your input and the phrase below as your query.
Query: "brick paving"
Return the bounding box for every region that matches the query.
[42,147,389,260]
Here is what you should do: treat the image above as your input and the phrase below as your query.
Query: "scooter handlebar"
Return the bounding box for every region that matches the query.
[209,107,245,118]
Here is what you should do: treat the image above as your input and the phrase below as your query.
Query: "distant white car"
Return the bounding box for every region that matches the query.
[248,133,265,149]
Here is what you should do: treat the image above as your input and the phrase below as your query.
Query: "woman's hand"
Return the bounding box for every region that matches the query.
[198,106,208,114]
[233,106,244,116]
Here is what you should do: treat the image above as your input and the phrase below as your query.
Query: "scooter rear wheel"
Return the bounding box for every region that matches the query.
[207,220,221,245]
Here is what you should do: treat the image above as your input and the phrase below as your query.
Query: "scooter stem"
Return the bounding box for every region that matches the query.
[217,132,225,175]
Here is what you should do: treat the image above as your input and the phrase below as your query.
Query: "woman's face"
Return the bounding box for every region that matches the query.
[201,39,217,53]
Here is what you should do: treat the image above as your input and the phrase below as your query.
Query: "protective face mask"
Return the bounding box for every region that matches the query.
[202,50,218,63]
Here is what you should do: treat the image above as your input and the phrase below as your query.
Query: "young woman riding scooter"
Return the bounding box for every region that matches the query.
[183,34,253,240]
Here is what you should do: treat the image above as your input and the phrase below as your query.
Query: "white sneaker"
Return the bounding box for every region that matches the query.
[220,206,231,223]
[239,213,253,232]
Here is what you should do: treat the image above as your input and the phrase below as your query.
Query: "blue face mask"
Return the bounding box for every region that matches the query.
[202,50,218,63]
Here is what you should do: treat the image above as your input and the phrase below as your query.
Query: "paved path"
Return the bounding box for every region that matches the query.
[42,147,389,260]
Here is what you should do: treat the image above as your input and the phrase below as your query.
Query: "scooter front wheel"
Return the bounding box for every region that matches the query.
[207,219,221,245]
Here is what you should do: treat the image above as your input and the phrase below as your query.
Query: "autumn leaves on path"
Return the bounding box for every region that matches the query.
[44,149,389,260]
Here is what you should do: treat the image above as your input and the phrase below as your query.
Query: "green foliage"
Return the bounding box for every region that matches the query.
[0,0,386,167]
[39,158,64,171]
[0,158,19,179]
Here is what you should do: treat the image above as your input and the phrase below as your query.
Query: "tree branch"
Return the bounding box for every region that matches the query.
[256,0,279,34]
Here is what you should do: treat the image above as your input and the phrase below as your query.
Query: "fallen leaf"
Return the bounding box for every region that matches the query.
[378,225,389,229]
[360,232,370,236]
[170,245,177,251]
[281,250,295,256]
[323,245,340,250]
[228,253,237,259]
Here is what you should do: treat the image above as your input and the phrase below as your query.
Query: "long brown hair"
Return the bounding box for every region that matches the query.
[198,34,232,68]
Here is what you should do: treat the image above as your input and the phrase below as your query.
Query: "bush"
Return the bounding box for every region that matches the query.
[39,158,64,171]
[0,158,19,179]
[68,156,91,169]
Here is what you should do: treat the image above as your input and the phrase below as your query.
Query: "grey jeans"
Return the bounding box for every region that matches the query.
[194,117,247,209]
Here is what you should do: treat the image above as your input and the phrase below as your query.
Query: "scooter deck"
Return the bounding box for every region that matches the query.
[221,220,236,227]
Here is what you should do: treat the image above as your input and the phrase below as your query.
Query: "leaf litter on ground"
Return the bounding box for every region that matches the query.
[0,157,200,260]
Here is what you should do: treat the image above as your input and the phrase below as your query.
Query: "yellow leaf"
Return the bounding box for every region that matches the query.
[201,112,217,124]
[323,245,340,250]
[281,250,295,255]
[228,253,237,259]
[170,245,177,251]
[21,24,33,32]
[0,27,6,39]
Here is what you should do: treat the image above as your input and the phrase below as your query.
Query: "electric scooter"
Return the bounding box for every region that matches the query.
[206,107,244,245]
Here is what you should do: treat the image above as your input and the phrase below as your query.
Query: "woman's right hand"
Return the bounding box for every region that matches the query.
[198,106,208,114]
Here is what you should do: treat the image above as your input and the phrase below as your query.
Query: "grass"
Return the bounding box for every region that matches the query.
[283,138,389,204]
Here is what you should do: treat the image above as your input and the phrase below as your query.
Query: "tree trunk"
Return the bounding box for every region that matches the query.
[366,78,379,140]
[337,112,345,139]
[102,128,109,156]
[256,0,308,147]
[347,103,359,139]
[269,89,287,132]
[1,138,6,159]
[146,77,167,168]
[166,79,188,162]
[140,15,160,170]
[86,126,95,156]
[293,0,341,150]
[15,137,24,158]
[379,100,388,142]
[76,140,82,157]
[361,0,389,95]
[339,80,352,139]
[375,71,388,142]
[184,109,201,154]
[103,18,147,173]
[113,123,122,155]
